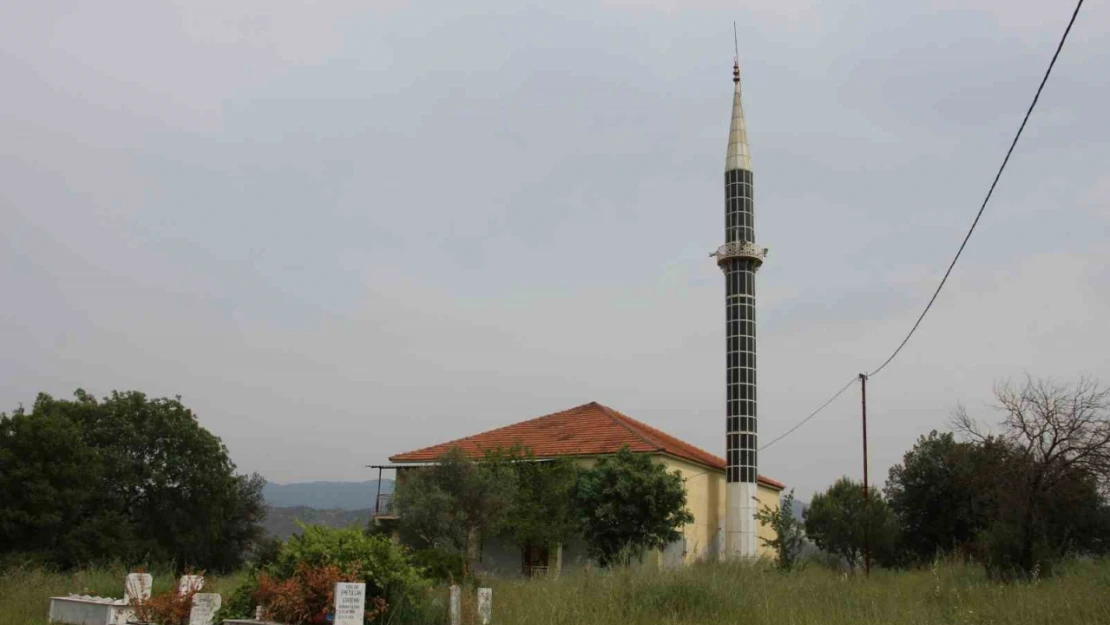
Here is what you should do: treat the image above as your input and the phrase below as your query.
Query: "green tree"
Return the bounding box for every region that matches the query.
[573,447,694,567]
[393,447,514,577]
[755,489,806,571]
[486,446,579,558]
[954,376,1110,578]
[804,477,896,572]
[885,430,993,564]
[0,389,265,571]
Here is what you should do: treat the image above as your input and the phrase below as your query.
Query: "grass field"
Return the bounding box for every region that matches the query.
[0,566,243,625]
[3,559,1108,625]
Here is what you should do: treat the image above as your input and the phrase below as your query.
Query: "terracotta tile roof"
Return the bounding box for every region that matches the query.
[389,401,785,490]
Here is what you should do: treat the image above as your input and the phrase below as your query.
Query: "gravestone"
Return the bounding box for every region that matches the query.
[448,585,461,625]
[333,582,366,625]
[179,575,205,595]
[124,573,153,603]
[477,588,492,625]
[188,593,221,625]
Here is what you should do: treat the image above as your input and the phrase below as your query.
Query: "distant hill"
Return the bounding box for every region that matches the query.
[791,498,808,520]
[262,480,393,511]
[262,506,373,539]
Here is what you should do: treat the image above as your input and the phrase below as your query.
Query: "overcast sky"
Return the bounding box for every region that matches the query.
[2,0,1107,500]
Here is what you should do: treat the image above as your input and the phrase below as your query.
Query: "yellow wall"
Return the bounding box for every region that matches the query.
[655,454,781,562]
[654,455,723,563]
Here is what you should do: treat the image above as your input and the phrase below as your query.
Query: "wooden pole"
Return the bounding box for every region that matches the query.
[859,373,871,577]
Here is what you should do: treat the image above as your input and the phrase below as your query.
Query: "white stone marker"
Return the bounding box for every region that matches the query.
[188,593,222,625]
[477,588,492,625]
[449,585,461,625]
[333,582,366,625]
[124,573,153,603]
[178,575,205,595]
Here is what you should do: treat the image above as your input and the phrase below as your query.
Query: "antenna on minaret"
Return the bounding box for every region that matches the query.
[733,22,739,61]
[732,22,740,83]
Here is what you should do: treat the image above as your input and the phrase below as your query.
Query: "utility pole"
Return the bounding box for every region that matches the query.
[859,372,871,577]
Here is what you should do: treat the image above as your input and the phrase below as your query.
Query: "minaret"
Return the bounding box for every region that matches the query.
[713,58,767,559]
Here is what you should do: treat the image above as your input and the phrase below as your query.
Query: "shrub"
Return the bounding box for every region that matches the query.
[129,572,204,625]
[226,525,428,623]
[755,489,806,571]
[408,548,465,583]
[256,563,387,625]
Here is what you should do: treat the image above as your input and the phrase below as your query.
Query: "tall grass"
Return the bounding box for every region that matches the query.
[0,566,244,625]
[5,560,1108,625]
[477,559,1110,625]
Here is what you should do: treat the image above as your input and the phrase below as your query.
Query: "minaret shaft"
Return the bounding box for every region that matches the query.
[717,60,763,560]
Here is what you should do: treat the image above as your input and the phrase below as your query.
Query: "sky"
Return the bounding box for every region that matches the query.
[1,0,1107,500]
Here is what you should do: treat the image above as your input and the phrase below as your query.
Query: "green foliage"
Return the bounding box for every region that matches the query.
[407,547,466,583]
[250,535,284,568]
[486,446,579,552]
[951,377,1110,578]
[755,489,806,571]
[0,390,265,571]
[973,442,1110,580]
[271,525,426,606]
[804,477,897,571]
[574,447,694,567]
[394,447,516,574]
[885,430,994,564]
[215,570,260,621]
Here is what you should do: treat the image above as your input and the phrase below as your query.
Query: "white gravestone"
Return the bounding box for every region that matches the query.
[188,592,221,625]
[477,588,492,625]
[124,573,153,603]
[333,582,366,625]
[449,585,461,625]
[178,575,205,595]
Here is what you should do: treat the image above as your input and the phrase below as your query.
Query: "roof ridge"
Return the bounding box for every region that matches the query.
[594,403,665,453]
[389,402,596,461]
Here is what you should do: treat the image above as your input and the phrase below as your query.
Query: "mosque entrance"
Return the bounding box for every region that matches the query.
[522,545,550,578]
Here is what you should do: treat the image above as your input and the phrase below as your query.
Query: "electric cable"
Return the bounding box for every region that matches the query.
[866,0,1085,378]
[759,376,858,451]
[759,0,1085,451]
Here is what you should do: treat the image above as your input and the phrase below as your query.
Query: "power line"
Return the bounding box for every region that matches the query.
[759,0,1084,449]
[867,0,1085,378]
[759,376,857,451]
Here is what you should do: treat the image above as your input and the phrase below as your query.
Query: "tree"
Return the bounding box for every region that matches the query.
[953,376,1110,577]
[392,447,515,577]
[885,431,993,564]
[755,489,806,570]
[573,447,694,567]
[804,477,896,571]
[0,389,265,570]
[488,446,579,558]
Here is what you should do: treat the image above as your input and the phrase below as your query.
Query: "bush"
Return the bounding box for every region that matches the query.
[130,582,203,625]
[408,548,465,583]
[215,571,259,621]
[257,563,387,625]
[220,525,429,624]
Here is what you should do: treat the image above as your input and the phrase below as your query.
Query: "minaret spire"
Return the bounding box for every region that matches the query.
[712,51,767,560]
[726,59,751,172]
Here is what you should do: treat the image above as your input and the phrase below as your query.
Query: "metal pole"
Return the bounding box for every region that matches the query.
[375,467,383,515]
[859,372,871,577]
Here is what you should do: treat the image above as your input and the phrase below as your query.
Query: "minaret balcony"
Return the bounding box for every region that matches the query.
[713,241,768,267]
